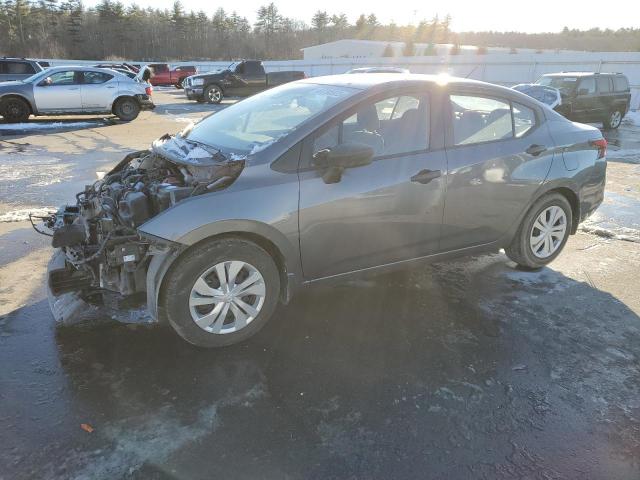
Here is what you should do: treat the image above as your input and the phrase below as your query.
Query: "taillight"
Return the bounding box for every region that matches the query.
[145,86,153,96]
[590,138,607,159]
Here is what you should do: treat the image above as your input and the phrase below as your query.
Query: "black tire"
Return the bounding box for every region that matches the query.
[0,97,30,123]
[113,97,140,121]
[195,97,205,103]
[161,238,281,348]
[603,108,623,130]
[204,84,223,104]
[505,192,573,269]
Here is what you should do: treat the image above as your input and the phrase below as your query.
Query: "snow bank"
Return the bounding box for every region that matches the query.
[0,207,55,223]
[0,121,98,131]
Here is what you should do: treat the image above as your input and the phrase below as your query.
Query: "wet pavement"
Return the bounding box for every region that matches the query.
[1,92,639,479]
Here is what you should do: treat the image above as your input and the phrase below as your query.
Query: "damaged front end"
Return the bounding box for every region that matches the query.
[38,134,246,324]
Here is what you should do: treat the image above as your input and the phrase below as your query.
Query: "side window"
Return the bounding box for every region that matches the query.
[151,64,168,73]
[513,103,536,138]
[613,76,629,92]
[451,95,513,145]
[6,61,35,74]
[578,77,596,94]
[235,63,246,75]
[47,71,77,85]
[244,62,262,75]
[596,77,612,93]
[312,94,429,159]
[83,71,113,84]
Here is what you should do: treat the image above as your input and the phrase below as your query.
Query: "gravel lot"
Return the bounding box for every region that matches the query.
[1,89,639,479]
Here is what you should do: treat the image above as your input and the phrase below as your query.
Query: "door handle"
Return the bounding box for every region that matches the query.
[106,86,116,89]
[411,169,441,184]
[68,87,80,91]
[526,144,547,156]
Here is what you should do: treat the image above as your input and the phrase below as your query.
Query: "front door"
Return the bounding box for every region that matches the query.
[573,76,597,121]
[33,70,83,112]
[298,90,447,280]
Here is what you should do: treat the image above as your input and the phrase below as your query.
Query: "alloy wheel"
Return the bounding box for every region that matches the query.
[529,205,567,258]
[208,88,221,102]
[610,110,622,128]
[188,260,266,334]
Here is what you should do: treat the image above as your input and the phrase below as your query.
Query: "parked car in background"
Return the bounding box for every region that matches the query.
[347,67,410,74]
[512,83,562,109]
[184,60,306,104]
[535,72,631,129]
[0,58,44,82]
[147,64,196,89]
[0,66,154,122]
[42,74,606,347]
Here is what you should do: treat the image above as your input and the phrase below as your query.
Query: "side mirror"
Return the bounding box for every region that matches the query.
[39,77,52,86]
[313,142,374,184]
[577,88,589,96]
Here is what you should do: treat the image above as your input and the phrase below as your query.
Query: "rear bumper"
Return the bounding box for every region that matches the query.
[136,95,155,111]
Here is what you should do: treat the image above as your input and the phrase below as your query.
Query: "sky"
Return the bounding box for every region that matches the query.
[84,0,640,33]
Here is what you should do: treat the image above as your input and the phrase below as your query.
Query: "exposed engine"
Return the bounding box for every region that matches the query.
[39,143,244,304]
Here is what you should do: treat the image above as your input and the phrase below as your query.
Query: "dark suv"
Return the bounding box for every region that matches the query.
[0,58,43,82]
[536,72,631,129]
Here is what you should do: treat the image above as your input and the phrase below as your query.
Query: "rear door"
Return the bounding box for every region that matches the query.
[441,92,554,251]
[243,61,267,93]
[80,70,115,110]
[33,70,83,112]
[595,75,614,119]
[573,76,597,121]
[298,88,447,279]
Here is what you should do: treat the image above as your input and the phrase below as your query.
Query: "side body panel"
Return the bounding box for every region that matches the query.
[440,91,555,251]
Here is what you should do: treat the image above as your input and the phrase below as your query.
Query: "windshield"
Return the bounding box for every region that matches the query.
[22,69,51,83]
[184,82,356,155]
[536,76,578,93]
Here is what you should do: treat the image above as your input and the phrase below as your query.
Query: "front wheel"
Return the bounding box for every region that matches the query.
[505,193,572,269]
[603,109,623,130]
[204,84,223,104]
[0,97,30,123]
[161,238,281,348]
[113,97,140,121]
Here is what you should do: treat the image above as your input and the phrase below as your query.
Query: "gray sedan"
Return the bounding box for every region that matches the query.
[42,74,607,347]
[0,66,154,123]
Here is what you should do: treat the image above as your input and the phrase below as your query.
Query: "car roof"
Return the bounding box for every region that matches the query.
[299,73,517,95]
[542,71,624,77]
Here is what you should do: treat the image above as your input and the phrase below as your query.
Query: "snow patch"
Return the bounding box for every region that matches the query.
[622,110,640,127]
[607,148,640,163]
[0,121,98,131]
[0,207,55,223]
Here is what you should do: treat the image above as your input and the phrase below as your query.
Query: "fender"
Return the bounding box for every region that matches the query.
[0,92,37,114]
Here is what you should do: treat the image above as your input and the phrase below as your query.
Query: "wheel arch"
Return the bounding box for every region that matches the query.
[111,94,138,112]
[147,223,299,323]
[0,94,35,115]
[545,186,580,233]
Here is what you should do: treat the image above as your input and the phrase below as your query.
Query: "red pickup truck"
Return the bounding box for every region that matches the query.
[147,64,197,89]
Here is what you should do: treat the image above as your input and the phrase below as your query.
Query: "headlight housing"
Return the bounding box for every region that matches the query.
[192,78,204,86]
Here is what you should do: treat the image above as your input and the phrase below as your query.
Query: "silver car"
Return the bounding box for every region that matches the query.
[40,74,607,347]
[0,66,154,123]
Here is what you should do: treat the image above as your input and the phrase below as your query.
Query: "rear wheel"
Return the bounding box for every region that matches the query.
[204,84,223,104]
[505,193,572,269]
[603,109,623,130]
[113,97,140,121]
[175,78,185,89]
[1,97,30,123]
[161,238,281,348]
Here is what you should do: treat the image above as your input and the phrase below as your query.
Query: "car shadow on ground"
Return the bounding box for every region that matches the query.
[2,253,638,479]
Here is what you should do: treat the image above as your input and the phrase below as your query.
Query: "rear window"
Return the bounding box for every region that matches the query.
[613,76,629,92]
[596,76,612,93]
[2,61,36,75]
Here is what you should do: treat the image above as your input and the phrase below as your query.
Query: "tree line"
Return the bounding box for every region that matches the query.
[0,0,639,61]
